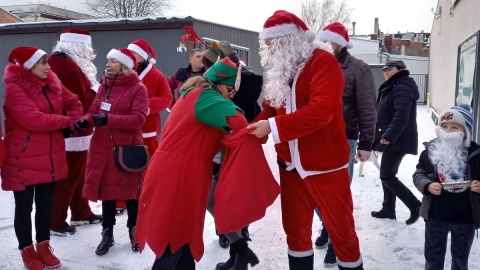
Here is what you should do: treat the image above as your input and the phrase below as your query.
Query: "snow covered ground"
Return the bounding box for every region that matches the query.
[0,105,479,270]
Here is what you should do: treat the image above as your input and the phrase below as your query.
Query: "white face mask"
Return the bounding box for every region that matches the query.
[435,126,465,148]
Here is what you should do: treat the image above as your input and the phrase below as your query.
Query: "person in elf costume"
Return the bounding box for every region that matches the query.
[248,10,363,270]
[135,57,280,270]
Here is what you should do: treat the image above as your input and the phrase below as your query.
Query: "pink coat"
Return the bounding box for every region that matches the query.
[1,65,83,191]
[83,72,148,201]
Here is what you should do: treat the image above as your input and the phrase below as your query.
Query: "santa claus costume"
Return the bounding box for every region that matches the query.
[127,39,173,157]
[135,57,280,270]
[49,28,102,235]
[250,10,363,270]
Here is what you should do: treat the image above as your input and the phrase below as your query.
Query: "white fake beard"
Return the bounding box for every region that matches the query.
[53,42,99,88]
[429,127,468,182]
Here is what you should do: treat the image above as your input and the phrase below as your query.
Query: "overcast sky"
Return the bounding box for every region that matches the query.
[2,0,437,35]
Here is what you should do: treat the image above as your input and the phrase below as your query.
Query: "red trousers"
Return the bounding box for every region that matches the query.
[117,136,158,209]
[51,151,93,230]
[280,167,362,267]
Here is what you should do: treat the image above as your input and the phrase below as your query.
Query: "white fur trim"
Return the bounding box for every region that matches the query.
[337,255,363,268]
[107,49,134,69]
[149,58,156,64]
[268,117,280,144]
[24,49,46,70]
[60,33,91,44]
[288,249,314,257]
[91,83,100,93]
[139,63,153,79]
[346,40,355,49]
[142,132,157,138]
[260,23,302,40]
[127,43,148,60]
[319,30,349,48]
[65,135,92,151]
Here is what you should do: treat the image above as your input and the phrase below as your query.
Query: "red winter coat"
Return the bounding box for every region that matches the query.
[1,65,83,191]
[83,72,148,201]
[138,64,172,138]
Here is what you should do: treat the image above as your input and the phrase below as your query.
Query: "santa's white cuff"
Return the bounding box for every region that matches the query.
[268,117,280,144]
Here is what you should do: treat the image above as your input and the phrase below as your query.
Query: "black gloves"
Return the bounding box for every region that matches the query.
[92,114,108,127]
[61,128,73,138]
[74,119,90,133]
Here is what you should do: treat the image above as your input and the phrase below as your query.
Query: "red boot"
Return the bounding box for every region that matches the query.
[20,245,45,270]
[36,241,60,269]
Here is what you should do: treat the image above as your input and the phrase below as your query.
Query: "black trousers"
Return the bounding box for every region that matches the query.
[13,182,56,250]
[380,151,421,212]
[102,199,139,228]
[152,244,194,270]
[425,219,475,270]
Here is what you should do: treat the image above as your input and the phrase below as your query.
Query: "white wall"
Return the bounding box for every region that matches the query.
[429,0,480,112]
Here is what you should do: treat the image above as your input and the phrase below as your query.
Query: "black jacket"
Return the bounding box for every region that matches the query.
[337,49,377,151]
[231,66,263,122]
[413,140,480,229]
[373,69,419,154]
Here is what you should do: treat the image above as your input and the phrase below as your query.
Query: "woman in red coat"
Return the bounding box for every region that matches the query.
[75,48,148,256]
[2,46,83,270]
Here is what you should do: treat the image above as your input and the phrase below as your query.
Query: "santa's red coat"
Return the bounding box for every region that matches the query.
[255,49,350,177]
[138,64,172,138]
[49,53,97,151]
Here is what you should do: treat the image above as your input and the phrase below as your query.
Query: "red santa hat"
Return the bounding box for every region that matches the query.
[8,46,47,70]
[107,48,138,70]
[319,22,355,49]
[259,10,315,42]
[60,27,92,44]
[127,39,157,64]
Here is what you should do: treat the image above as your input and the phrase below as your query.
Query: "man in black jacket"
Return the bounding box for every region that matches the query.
[371,59,422,225]
[317,22,377,267]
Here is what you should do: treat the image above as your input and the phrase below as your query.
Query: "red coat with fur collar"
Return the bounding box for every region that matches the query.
[1,65,83,191]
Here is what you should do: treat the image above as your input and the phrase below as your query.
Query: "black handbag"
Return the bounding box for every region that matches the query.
[110,131,149,172]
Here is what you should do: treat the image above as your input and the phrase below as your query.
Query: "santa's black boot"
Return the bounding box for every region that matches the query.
[216,246,235,270]
[288,254,313,270]
[227,238,259,270]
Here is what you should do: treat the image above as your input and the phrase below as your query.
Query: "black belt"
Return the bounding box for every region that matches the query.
[277,160,298,174]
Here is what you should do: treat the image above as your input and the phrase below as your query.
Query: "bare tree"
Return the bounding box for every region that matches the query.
[301,0,353,32]
[81,0,172,18]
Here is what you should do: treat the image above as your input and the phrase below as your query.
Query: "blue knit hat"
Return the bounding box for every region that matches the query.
[439,103,474,147]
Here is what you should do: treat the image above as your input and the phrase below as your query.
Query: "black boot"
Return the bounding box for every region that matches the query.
[370,208,396,220]
[128,226,140,252]
[288,254,313,270]
[218,234,230,248]
[95,227,114,256]
[338,263,364,270]
[216,246,235,270]
[315,226,328,248]
[241,226,251,241]
[227,238,259,269]
[405,207,420,225]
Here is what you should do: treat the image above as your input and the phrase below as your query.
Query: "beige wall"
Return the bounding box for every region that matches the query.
[429,0,480,112]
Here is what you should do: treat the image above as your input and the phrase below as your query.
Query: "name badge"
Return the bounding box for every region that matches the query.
[101,102,111,111]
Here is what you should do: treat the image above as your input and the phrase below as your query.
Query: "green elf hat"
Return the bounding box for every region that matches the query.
[204,57,238,87]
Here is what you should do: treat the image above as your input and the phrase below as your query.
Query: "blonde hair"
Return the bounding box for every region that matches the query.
[179,76,211,94]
